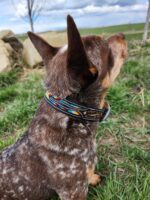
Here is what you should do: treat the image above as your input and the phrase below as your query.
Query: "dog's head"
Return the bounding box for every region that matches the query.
[106,33,127,86]
[98,33,128,108]
[28,15,127,109]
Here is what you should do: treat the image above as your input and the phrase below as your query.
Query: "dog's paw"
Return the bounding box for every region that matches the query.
[89,174,101,186]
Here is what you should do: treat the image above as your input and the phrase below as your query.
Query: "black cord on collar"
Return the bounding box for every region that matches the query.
[45,91,110,122]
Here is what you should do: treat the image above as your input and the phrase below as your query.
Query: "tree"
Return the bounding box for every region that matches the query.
[12,0,45,32]
[143,0,150,42]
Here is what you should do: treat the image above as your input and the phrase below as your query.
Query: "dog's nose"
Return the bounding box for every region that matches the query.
[117,33,125,40]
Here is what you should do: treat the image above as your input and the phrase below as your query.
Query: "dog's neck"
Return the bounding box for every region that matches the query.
[26,98,98,154]
[27,71,102,149]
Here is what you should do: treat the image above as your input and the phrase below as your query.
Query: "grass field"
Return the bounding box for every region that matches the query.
[0,25,150,199]
[17,22,150,42]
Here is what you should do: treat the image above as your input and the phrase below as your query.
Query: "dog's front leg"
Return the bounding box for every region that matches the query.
[57,184,88,200]
[87,166,101,186]
[59,191,87,200]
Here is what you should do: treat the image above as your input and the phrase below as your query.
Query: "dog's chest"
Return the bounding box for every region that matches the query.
[0,119,97,199]
[39,121,96,162]
[35,130,95,193]
[35,121,97,186]
[67,122,97,163]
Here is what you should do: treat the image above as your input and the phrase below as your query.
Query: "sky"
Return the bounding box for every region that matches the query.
[0,0,148,34]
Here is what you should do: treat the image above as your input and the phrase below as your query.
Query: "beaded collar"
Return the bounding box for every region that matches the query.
[45,91,110,122]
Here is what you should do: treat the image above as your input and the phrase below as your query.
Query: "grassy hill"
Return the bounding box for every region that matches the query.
[79,23,150,41]
[80,23,145,35]
[81,23,145,34]
[0,23,150,199]
[18,23,149,42]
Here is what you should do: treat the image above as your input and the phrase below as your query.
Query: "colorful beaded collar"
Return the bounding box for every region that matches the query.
[45,91,110,122]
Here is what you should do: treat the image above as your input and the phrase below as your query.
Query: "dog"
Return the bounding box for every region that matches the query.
[0,15,127,200]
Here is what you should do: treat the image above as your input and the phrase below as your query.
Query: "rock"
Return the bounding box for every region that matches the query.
[0,40,13,73]
[22,32,67,67]
[3,36,23,63]
[0,30,14,40]
[22,38,42,67]
[5,43,13,54]
[0,54,11,72]
[3,37,23,54]
[0,30,24,73]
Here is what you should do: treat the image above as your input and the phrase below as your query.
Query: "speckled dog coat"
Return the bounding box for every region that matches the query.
[0,15,127,200]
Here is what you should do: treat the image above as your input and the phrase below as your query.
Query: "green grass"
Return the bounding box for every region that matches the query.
[79,23,150,42]
[17,34,28,41]
[0,69,44,148]
[0,68,22,88]
[80,23,145,36]
[0,39,150,199]
[81,23,145,34]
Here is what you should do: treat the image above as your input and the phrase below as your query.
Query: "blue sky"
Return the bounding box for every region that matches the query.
[0,0,148,34]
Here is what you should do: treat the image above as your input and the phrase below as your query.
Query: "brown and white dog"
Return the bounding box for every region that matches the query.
[0,15,127,200]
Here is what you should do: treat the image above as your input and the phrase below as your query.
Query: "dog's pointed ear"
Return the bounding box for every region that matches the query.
[28,32,58,66]
[67,15,98,86]
[67,15,89,68]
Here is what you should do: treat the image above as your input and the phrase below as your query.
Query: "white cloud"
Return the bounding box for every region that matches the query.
[42,3,147,19]
[9,17,18,22]
[0,22,29,33]
[82,3,147,14]
[13,0,44,18]
[15,2,27,18]
[0,0,148,34]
